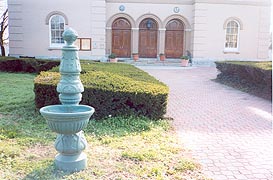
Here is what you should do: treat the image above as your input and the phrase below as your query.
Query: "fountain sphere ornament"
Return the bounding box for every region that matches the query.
[63,28,78,46]
[40,27,94,172]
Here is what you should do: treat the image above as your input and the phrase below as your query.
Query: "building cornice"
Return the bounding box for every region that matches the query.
[106,0,271,6]
[106,0,193,5]
[193,0,271,6]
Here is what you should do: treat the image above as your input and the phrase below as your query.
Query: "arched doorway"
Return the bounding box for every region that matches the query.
[139,18,158,58]
[112,18,131,57]
[165,19,184,58]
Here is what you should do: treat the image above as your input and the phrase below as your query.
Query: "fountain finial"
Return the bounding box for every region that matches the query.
[63,28,78,46]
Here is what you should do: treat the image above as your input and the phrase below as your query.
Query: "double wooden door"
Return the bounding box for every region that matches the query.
[139,19,158,58]
[112,18,184,59]
[112,18,131,58]
[165,19,184,58]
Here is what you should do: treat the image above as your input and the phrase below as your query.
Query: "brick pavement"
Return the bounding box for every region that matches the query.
[139,66,272,180]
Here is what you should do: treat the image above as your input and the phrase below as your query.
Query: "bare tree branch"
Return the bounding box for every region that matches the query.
[0,9,8,56]
[3,24,8,32]
[0,9,8,19]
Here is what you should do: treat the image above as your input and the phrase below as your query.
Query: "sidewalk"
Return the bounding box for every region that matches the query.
[139,66,272,180]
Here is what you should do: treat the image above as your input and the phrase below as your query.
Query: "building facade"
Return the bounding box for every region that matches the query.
[8,0,271,63]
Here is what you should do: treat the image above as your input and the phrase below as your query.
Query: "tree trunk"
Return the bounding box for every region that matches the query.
[1,45,5,56]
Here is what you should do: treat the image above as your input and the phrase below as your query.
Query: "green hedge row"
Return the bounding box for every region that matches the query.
[215,61,272,100]
[0,57,60,73]
[34,62,169,120]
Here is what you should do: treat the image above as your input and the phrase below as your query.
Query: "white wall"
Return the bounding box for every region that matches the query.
[192,1,271,61]
[8,0,271,61]
[8,0,106,60]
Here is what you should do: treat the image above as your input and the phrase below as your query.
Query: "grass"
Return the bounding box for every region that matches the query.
[0,56,18,61]
[0,72,209,179]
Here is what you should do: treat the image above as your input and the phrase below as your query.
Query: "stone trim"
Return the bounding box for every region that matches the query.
[48,47,62,50]
[223,17,243,30]
[163,14,191,29]
[106,13,136,28]
[136,13,163,29]
[158,28,166,31]
[45,11,69,25]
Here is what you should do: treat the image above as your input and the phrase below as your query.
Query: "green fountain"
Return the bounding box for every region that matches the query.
[40,28,94,172]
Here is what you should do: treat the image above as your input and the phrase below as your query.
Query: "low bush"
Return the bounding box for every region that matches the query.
[0,57,60,73]
[34,62,169,119]
[215,61,272,100]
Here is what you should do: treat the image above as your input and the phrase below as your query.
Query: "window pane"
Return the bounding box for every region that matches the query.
[225,20,239,49]
[227,28,231,33]
[50,15,65,44]
[60,23,64,29]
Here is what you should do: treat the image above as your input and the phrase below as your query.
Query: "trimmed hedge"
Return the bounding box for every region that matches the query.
[215,61,272,100]
[0,57,60,73]
[34,62,169,120]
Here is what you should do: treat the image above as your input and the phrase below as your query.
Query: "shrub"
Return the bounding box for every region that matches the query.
[215,61,272,100]
[108,53,117,59]
[0,57,60,73]
[180,55,189,60]
[34,62,169,120]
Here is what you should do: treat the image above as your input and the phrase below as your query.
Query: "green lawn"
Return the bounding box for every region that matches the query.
[0,72,209,180]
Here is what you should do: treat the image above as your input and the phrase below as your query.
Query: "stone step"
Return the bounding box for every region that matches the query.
[118,58,187,66]
[117,58,215,67]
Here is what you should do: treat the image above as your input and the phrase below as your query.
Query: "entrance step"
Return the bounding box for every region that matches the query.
[119,58,188,67]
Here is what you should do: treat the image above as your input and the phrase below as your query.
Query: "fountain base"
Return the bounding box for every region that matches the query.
[55,153,87,172]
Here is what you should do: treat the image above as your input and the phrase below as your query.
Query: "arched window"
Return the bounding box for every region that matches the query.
[49,15,65,47]
[225,20,240,51]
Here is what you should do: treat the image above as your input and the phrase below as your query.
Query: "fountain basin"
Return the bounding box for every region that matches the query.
[40,105,94,134]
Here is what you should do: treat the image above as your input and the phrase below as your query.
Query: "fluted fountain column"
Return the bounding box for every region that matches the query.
[57,28,83,105]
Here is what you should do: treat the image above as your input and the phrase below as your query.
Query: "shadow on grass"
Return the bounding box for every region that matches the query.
[22,163,76,180]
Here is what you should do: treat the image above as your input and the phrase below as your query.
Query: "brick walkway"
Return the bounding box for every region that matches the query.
[139,66,272,180]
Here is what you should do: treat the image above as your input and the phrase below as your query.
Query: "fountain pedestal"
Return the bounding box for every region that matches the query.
[55,132,87,171]
[40,28,94,172]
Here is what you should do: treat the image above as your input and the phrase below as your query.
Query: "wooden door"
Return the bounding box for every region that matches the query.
[112,18,131,57]
[139,19,158,58]
[165,19,184,58]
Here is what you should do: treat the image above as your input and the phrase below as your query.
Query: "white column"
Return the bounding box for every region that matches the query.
[158,28,166,54]
[105,27,111,55]
[132,28,139,53]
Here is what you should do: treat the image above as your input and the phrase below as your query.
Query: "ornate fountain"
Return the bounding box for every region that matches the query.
[40,28,94,172]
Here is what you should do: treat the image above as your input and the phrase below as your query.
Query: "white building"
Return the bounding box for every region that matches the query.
[8,0,272,63]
